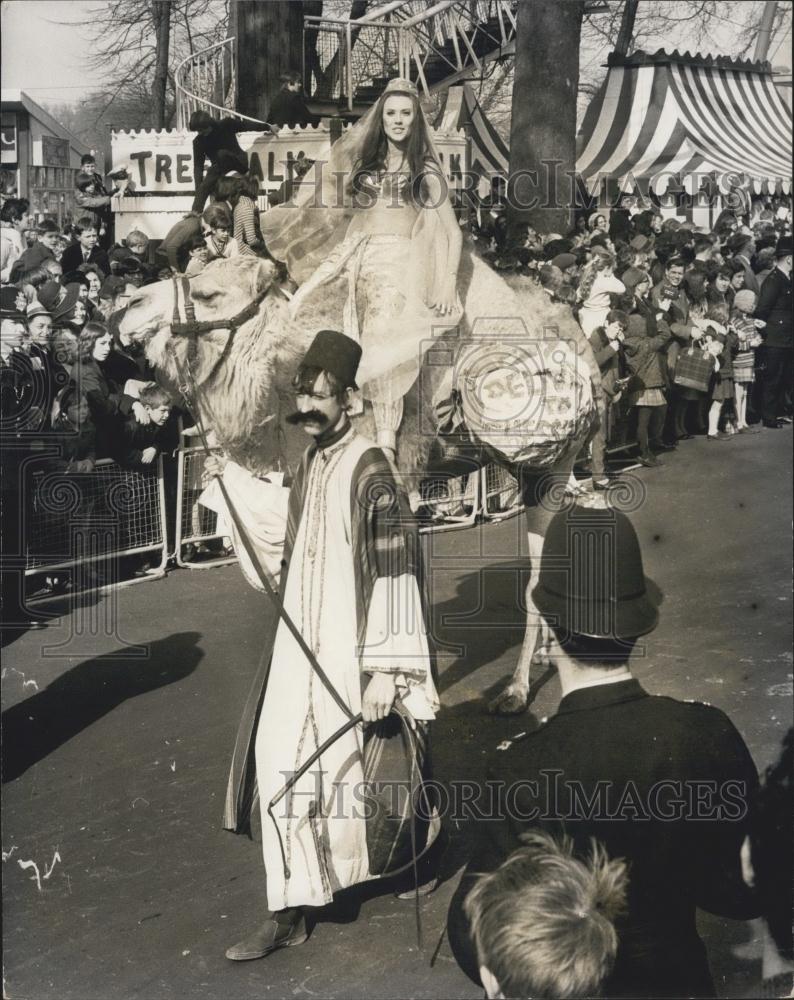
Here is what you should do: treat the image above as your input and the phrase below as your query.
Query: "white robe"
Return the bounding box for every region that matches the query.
[253,430,438,910]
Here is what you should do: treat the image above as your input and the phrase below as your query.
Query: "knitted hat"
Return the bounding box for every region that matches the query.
[733,289,756,312]
[621,267,651,292]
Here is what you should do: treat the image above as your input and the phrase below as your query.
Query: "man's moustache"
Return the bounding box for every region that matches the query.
[286,410,329,426]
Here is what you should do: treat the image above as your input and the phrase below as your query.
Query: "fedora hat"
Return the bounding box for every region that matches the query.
[300,329,362,390]
[532,506,658,639]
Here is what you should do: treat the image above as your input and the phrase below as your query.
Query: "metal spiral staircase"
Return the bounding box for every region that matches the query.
[175,0,519,126]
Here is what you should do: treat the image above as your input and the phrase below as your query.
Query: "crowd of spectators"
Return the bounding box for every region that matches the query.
[470,194,793,485]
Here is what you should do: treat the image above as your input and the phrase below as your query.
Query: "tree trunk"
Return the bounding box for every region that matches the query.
[506,0,584,241]
[614,0,639,56]
[235,0,304,121]
[151,0,171,128]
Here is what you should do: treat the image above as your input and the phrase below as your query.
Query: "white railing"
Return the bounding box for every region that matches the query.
[305,0,518,110]
[175,37,267,129]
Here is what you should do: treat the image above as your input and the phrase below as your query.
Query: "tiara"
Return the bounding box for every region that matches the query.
[383,77,419,98]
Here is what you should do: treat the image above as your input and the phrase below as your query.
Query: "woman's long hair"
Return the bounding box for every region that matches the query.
[577,252,615,304]
[349,90,436,204]
[78,321,109,363]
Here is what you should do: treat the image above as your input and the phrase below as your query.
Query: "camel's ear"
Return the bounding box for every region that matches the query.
[251,258,278,298]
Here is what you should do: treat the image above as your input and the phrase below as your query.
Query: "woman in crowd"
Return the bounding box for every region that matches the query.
[576,247,626,336]
[623,306,673,468]
[730,289,763,434]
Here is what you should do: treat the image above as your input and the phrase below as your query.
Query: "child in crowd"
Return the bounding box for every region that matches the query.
[588,309,629,488]
[50,386,96,472]
[202,204,239,261]
[108,229,156,282]
[184,234,210,277]
[730,289,764,434]
[61,217,109,275]
[703,310,738,441]
[115,383,174,470]
[623,311,672,467]
[463,831,627,1000]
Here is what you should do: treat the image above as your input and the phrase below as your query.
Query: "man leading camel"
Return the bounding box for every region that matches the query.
[222,329,438,960]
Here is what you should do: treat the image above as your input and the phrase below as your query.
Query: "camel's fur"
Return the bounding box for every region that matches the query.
[121,256,600,713]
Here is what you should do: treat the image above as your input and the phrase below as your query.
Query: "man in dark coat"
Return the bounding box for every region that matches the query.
[754,235,792,427]
[266,71,319,129]
[189,110,261,214]
[447,506,759,999]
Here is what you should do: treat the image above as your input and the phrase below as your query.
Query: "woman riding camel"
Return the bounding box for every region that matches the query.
[262,77,463,457]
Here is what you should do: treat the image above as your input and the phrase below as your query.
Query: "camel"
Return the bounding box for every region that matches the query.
[120,255,603,714]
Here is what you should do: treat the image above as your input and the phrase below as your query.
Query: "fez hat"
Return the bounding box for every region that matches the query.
[300,330,362,390]
[532,506,658,639]
[775,235,792,258]
[0,285,27,321]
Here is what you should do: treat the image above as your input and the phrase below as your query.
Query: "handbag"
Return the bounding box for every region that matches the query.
[673,346,716,393]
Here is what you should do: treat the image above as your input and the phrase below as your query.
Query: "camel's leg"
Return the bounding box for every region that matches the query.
[488,454,576,715]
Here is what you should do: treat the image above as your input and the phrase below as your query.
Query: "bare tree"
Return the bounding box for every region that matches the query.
[151,1,172,128]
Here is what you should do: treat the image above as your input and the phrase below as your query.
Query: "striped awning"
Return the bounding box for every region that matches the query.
[439,83,509,194]
[576,50,793,196]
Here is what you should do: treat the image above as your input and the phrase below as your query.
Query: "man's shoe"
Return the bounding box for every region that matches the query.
[706,432,732,440]
[778,415,792,424]
[738,425,762,434]
[638,454,661,467]
[394,876,439,900]
[763,420,784,429]
[676,432,694,441]
[225,912,307,961]
[651,441,676,451]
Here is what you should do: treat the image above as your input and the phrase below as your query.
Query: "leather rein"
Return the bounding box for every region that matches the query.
[170,273,269,381]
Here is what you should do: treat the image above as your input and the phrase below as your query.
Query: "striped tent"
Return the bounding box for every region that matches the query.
[438,83,509,196]
[576,49,793,198]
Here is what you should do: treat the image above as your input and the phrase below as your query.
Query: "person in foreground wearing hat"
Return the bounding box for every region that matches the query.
[222,329,438,961]
[447,504,760,998]
[753,236,792,429]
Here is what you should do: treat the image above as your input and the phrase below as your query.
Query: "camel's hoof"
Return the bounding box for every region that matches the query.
[488,685,528,715]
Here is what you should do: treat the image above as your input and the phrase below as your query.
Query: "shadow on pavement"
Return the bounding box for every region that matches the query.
[1,630,204,783]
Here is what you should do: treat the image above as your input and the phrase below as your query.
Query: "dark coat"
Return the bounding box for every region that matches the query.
[114,412,173,469]
[192,117,250,187]
[29,344,70,428]
[8,242,54,283]
[71,358,132,458]
[446,680,760,999]
[60,243,110,277]
[266,89,318,129]
[624,303,673,391]
[754,266,792,349]
[588,326,622,398]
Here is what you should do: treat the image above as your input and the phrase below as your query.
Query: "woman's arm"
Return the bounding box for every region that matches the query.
[423,170,462,317]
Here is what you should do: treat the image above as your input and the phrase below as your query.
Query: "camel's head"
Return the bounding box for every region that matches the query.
[119,256,279,386]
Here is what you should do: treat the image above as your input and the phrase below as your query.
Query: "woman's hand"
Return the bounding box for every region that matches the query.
[132,401,151,425]
[362,672,397,722]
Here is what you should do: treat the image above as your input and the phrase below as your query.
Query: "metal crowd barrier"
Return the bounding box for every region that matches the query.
[173,430,236,570]
[25,456,169,599]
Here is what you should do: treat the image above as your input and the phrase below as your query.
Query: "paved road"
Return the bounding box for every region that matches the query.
[2,426,792,999]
